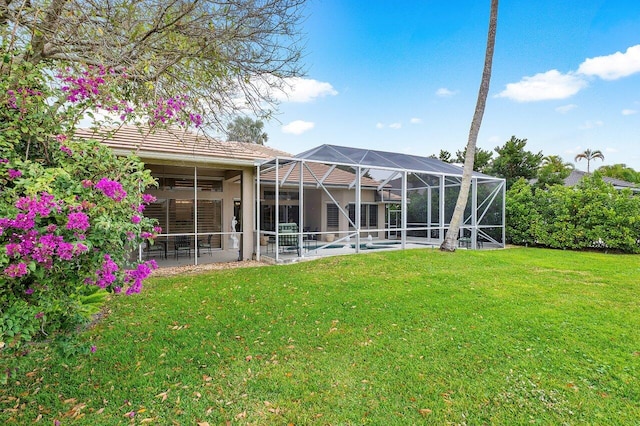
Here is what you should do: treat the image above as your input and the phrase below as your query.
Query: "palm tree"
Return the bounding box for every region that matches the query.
[574,149,604,173]
[440,0,499,252]
[541,155,574,173]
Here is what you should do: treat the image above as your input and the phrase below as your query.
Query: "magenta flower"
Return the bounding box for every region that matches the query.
[95,178,127,201]
[7,169,22,179]
[60,145,73,155]
[82,179,93,188]
[35,312,44,319]
[142,194,156,203]
[5,243,21,257]
[15,193,59,216]
[66,212,90,231]
[86,254,119,289]
[131,215,141,224]
[124,260,157,295]
[56,134,68,143]
[57,242,75,260]
[90,345,97,353]
[4,262,28,278]
[25,288,34,295]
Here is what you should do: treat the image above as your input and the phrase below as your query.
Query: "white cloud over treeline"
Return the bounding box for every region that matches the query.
[497,45,640,102]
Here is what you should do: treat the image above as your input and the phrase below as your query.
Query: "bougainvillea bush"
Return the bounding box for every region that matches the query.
[0,58,200,353]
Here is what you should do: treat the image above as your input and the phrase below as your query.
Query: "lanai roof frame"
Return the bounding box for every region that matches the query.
[256,145,506,262]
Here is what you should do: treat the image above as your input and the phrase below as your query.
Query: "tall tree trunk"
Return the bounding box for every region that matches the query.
[440,0,499,252]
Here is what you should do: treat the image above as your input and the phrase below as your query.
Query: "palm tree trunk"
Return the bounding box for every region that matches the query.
[440,0,499,252]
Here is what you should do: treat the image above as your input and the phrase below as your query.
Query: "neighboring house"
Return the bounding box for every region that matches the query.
[564,170,640,192]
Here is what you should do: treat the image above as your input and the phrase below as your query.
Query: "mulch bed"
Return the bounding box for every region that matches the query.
[150,260,268,277]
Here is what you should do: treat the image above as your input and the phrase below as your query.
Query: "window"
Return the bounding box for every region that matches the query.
[369,204,378,227]
[347,203,378,228]
[260,205,299,231]
[156,177,222,192]
[326,203,339,228]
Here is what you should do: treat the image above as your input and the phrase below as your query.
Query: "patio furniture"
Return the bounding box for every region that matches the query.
[198,234,213,256]
[145,240,167,260]
[174,235,191,259]
[458,237,483,249]
[278,223,300,256]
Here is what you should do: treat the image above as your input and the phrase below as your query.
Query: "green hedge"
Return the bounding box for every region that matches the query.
[506,175,640,253]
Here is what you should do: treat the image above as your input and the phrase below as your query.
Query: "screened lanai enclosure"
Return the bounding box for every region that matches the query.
[256,145,505,262]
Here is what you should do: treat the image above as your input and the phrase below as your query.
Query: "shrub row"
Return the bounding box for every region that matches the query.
[506,175,640,253]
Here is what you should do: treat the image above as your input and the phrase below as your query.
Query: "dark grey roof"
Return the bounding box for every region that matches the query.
[294,144,500,179]
[565,170,639,190]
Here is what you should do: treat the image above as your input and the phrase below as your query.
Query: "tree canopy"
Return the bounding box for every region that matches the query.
[535,155,573,189]
[597,163,640,183]
[454,147,493,173]
[226,116,268,144]
[489,136,543,189]
[1,0,306,130]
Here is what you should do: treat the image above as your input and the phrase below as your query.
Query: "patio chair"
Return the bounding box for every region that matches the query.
[145,240,167,260]
[278,223,300,256]
[198,234,213,256]
[174,235,191,259]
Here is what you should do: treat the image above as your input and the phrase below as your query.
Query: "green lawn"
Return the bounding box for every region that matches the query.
[1,247,639,425]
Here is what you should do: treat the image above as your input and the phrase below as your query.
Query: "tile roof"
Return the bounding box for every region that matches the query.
[565,170,638,190]
[75,126,290,166]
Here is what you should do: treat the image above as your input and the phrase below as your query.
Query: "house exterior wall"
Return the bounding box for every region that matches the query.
[258,185,384,241]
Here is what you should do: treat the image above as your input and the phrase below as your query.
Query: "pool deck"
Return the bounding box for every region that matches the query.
[258,238,467,264]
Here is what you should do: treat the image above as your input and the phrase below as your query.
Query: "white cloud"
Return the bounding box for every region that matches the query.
[579,120,604,130]
[375,122,384,129]
[281,120,315,135]
[605,147,619,153]
[389,122,402,129]
[436,88,458,97]
[577,45,640,80]
[274,77,338,103]
[498,45,640,103]
[622,109,638,115]
[496,70,587,102]
[410,117,423,124]
[556,104,578,114]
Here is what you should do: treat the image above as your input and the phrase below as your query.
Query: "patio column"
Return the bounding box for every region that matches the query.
[355,166,361,253]
[401,171,407,249]
[471,177,478,249]
[439,175,445,243]
[194,166,198,266]
[298,161,304,258]
[427,186,432,241]
[241,167,253,261]
[255,162,261,261]
[275,157,280,263]
[501,180,506,248]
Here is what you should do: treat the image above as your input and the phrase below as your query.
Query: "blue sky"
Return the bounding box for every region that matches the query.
[258,0,640,171]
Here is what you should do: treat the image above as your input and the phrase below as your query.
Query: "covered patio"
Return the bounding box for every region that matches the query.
[256,145,505,263]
